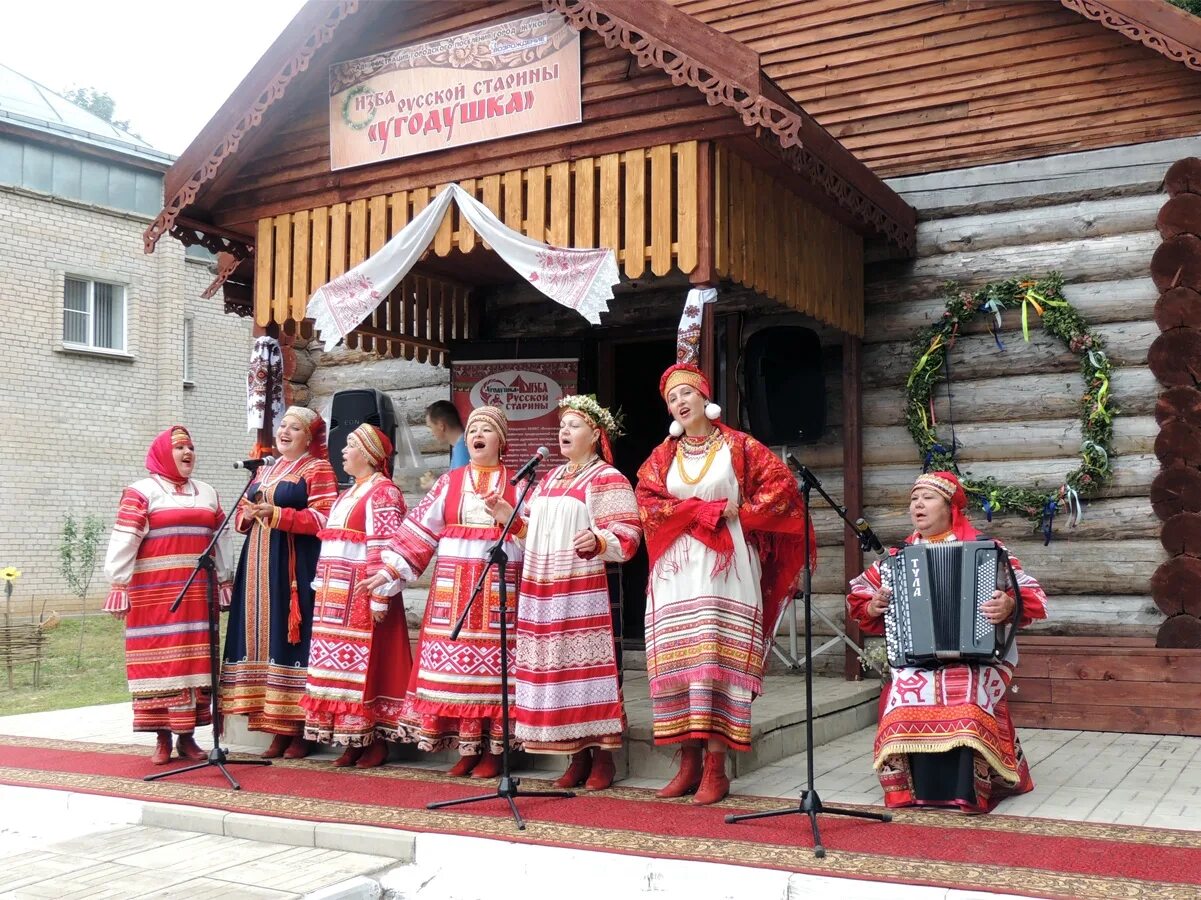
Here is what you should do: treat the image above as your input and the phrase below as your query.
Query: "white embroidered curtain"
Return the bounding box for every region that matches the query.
[306,183,620,352]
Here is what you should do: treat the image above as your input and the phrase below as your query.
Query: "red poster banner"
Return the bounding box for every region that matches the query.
[451,358,579,468]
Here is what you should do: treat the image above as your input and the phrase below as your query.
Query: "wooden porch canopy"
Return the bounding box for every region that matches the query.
[145,0,906,356]
[252,140,865,363]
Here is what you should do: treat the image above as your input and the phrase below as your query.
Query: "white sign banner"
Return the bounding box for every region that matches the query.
[329,12,582,170]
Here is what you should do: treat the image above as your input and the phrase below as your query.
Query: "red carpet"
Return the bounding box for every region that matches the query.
[0,736,1197,899]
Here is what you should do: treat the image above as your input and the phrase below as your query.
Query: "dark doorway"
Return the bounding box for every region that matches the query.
[602,336,677,646]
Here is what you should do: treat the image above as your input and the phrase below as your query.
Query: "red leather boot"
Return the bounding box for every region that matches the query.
[447,753,481,777]
[356,740,389,768]
[283,735,312,759]
[175,733,207,761]
[554,749,592,788]
[656,744,703,798]
[692,750,730,805]
[470,752,503,778]
[332,746,363,768]
[261,733,291,759]
[151,731,173,765]
[585,749,616,791]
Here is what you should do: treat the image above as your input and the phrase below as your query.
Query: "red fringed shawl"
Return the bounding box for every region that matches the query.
[636,423,816,661]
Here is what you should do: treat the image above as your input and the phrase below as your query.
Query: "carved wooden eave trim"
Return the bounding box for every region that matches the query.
[142,1,358,255]
[1061,0,1201,73]
[172,216,253,260]
[543,0,916,252]
[202,252,246,302]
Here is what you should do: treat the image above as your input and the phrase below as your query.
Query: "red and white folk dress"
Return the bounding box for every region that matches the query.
[302,473,411,746]
[380,464,524,756]
[103,475,233,733]
[513,459,641,754]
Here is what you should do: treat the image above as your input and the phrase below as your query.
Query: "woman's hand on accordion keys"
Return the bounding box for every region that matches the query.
[982,589,1016,625]
[867,585,892,619]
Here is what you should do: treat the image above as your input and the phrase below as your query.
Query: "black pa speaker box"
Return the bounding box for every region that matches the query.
[744,326,826,445]
[328,388,397,487]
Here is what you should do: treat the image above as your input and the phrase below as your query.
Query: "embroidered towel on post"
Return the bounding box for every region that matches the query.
[247,336,284,431]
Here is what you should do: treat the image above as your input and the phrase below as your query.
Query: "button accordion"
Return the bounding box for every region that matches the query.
[882,540,1021,669]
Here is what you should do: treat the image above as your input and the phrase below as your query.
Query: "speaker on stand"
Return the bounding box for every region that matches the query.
[328,388,398,488]
[743,326,826,446]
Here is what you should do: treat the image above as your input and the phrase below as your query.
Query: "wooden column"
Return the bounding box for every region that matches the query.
[694,141,717,385]
[724,312,742,426]
[841,334,865,680]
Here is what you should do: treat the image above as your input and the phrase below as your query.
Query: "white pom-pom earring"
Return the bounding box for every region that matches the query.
[704,402,722,421]
[669,420,684,438]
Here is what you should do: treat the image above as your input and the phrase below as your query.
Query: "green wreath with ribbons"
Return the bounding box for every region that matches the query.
[904,272,1116,542]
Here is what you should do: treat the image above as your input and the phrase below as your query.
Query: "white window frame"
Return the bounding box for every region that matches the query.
[62,276,128,354]
[182,316,195,386]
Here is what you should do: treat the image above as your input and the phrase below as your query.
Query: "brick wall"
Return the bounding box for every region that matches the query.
[0,185,253,614]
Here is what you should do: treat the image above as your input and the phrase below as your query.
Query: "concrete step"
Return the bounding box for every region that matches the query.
[512,670,880,781]
[225,671,881,784]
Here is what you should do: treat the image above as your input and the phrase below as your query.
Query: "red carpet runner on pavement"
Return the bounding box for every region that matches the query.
[0,735,1197,899]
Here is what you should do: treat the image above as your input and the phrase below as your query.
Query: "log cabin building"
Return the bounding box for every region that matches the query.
[146,0,1201,737]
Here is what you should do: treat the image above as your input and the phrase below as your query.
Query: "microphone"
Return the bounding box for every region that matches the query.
[509,447,549,484]
[852,517,886,555]
[785,453,821,489]
[233,455,277,471]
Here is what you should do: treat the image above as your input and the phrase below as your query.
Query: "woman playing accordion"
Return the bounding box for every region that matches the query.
[848,471,1048,814]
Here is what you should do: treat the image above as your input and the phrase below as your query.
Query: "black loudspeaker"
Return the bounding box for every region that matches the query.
[744,326,826,445]
[328,388,397,487]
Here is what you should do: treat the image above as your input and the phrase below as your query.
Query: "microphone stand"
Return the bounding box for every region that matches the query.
[144,467,272,789]
[725,457,890,857]
[426,463,575,829]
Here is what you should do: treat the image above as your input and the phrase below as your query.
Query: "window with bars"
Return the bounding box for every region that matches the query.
[63,276,126,352]
[182,317,195,385]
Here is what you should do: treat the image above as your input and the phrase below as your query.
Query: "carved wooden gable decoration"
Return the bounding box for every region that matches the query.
[144,0,915,264]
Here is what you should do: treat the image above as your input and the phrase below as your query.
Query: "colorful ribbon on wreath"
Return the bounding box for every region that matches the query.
[908,334,945,389]
[1019,287,1069,342]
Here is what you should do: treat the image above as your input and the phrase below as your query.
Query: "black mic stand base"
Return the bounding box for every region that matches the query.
[143,746,271,791]
[427,775,576,832]
[724,791,891,859]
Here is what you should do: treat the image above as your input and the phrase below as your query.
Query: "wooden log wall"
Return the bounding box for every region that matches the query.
[794,139,1183,658]
[1149,157,1201,649]
[715,147,864,335]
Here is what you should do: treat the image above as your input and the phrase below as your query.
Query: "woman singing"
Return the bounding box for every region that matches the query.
[488,395,641,791]
[847,471,1048,813]
[636,364,814,805]
[221,406,338,760]
[368,406,522,778]
[302,424,411,768]
[103,426,233,765]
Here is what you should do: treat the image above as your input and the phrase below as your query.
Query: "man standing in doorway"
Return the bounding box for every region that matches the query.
[425,400,468,470]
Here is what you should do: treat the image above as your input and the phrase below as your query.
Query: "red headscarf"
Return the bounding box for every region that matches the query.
[145,426,192,485]
[909,471,979,542]
[659,363,711,401]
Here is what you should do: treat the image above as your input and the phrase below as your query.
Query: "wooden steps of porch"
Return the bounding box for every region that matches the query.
[514,669,881,782]
[1009,636,1201,736]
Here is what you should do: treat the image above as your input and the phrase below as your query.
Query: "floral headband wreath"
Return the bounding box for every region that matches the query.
[558,394,624,463]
